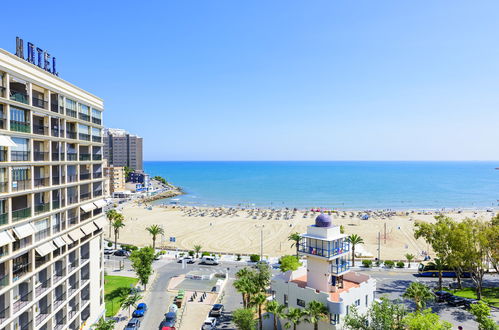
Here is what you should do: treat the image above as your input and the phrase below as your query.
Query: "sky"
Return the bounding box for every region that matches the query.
[1,1,498,161]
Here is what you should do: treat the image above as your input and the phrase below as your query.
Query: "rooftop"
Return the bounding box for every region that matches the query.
[289,273,361,302]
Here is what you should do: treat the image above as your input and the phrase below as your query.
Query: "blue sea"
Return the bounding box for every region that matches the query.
[144,161,499,210]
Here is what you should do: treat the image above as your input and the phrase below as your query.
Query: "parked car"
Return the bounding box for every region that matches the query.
[104,248,116,255]
[132,303,148,317]
[113,250,130,257]
[202,317,217,330]
[177,256,195,264]
[434,291,453,302]
[463,298,479,309]
[447,295,467,307]
[163,312,177,327]
[209,304,224,317]
[201,256,219,265]
[124,318,141,330]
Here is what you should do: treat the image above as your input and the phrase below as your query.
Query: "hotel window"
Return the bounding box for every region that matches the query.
[78,124,90,141]
[66,98,77,117]
[11,138,29,161]
[10,107,30,133]
[34,218,50,241]
[79,104,90,121]
[297,299,306,307]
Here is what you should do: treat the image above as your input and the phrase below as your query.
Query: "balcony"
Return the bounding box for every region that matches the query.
[51,102,59,113]
[35,203,50,215]
[80,173,90,181]
[0,213,7,226]
[35,304,51,324]
[92,136,102,143]
[54,317,67,330]
[67,175,78,183]
[10,120,30,133]
[52,176,60,185]
[34,177,49,188]
[66,109,77,118]
[51,128,62,137]
[33,124,49,135]
[68,195,78,205]
[11,151,29,161]
[53,293,66,309]
[92,117,101,125]
[80,192,90,201]
[92,154,102,161]
[53,268,65,284]
[93,172,102,179]
[78,113,90,121]
[68,216,78,226]
[79,153,91,161]
[0,274,8,287]
[67,153,77,161]
[0,305,9,326]
[52,200,60,210]
[32,96,47,109]
[35,278,50,296]
[69,259,79,271]
[10,90,28,104]
[68,282,79,296]
[93,190,103,197]
[52,153,61,161]
[332,260,350,275]
[67,131,77,139]
[298,241,350,259]
[0,150,6,162]
[68,304,79,320]
[12,207,31,222]
[34,151,49,161]
[13,290,32,313]
[79,133,90,141]
[12,180,30,192]
[0,182,7,193]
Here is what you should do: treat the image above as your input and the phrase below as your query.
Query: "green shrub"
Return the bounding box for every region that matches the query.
[384,260,395,268]
[188,251,194,256]
[107,242,113,247]
[130,245,138,251]
[250,254,260,262]
[179,252,184,257]
[202,252,210,256]
[160,250,166,255]
[362,260,373,268]
[236,254,241,261]
[396,261,405,268]
[375,260,382,267]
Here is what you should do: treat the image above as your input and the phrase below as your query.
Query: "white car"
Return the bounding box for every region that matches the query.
[202,317,217,330]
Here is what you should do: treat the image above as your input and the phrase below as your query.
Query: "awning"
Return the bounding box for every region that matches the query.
[68,228,84,241]
[0,231,15,246]
[12,223,35,239]
[80,202,97,213]
[61,234,73,244]
[53,236,66,248]
[93,199,107,209]
[35,242,56,257]
[0,135,16,147]
[81,222,98,235]
[93,216,107,229]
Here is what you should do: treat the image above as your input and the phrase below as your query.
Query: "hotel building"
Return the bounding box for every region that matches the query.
[103,128,143,171]
[0,47,106,329]
[271,214,376,329]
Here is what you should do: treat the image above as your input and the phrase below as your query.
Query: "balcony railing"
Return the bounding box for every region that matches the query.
[80,173,91,180]
[298,242,350,258]
[67,131,77,139]
[32,96,47,109]
[92,136,102,143]
[79,153,91,161]
[35,203,50,215]
[69,259,79,271]
[68,281,79,296]
[0,273,8,287]
[52,176,60,185]
[34,177,49,187]
[67,153,77,161]
[68,216,78,226]
[13,262,30,279]
[0,182,7,193]
[51,102,59,113]
[68,304,79,320]
[52,200,60,210]
[10,90,28,104]
[0,150,6,162]
[10,120,30,133]
[92,154,102,160]
[12,179,30,192]
[79,133,90,141]
[332,261,350,275]
[53,267,65,283]
[33,124,49,135]
[68,195,78,204]
[93,172,102,179]
[80,192,90,201]
[93,190,103,197]
[0,213,7,226]
[66,109,77,118]
[54,316,67,330]
[78,113,90,121]
[53,293,66,309]
[51,128,62,137]
[67,175,77,183]
[12,207,31,222]
[0,305,9,325]
[13,289,32,313]
[35,278,51,296]
[11,151,29,161]
[34,151,49,161]
[92,117,102,125]
[35,303,51,324]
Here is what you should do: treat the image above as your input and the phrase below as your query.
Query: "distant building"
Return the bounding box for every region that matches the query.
[103,128,143,171]
[271,214,376,329]
[104,166,125,194]
[128,171,150,190]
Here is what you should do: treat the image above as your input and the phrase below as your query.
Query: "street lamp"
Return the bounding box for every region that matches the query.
[255,225,264,261]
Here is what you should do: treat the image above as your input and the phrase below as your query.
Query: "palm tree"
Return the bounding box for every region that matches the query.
[285,307,306,330]
[250,292,267,330]
[288,232,301,258]
[146,225,164,250]
[304,301,329,330]
[112,215,125,250]
[265,300,286,330]
[429,258,445,291]
[121,293,142,317]
[193,244,202,258]
[105,209,117,238]
[347,234,364,267]
[91,317,116,330]
[405,253,415,268]
[233,276,257,308]
[402,281,435,312]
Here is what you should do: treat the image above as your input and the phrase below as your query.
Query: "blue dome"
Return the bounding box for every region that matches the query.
[315,213,332,227]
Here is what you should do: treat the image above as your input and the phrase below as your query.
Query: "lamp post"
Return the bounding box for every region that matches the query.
[255,225,264,261]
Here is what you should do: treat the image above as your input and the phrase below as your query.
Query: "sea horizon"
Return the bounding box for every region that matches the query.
[144,161,499,210]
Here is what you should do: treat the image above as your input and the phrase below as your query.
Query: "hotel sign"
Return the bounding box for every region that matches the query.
[14,37,58,76]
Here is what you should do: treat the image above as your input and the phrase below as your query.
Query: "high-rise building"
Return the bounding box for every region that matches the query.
[0,43,106,329]
[103,166,125,195]
[103,128,143,171]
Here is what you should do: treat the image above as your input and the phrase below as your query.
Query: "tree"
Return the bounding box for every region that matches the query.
[146,225,164,250]
[340,225,345,234]
[279,255,302,272]
[265,300,286,330]
[469,301,499,330]
[250,293,267,330]
[402,282,434,312]
[130,247,155,290]
[405,253,415,268]
[288,232,301,258]
[234,268,259,308]
[305,301,329,330]
[124,166,134,179]
[347,234,364,267]
[91,318,116,330]
[105,209,117,238]
[402,309,452,330]
[112,214,125,250]
[233,308,256,330]
[487,215,499,273]
[344,297,406,330]
[121,293,142,317]
[285,307,306,330]
[428,258,445,291]
[194,244,202,258]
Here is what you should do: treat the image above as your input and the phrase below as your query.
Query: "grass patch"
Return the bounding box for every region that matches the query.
[104,275,139,317]
[446,287,499,308]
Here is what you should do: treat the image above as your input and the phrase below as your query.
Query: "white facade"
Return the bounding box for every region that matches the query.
[271,214,376,329]
[0,47,105,330]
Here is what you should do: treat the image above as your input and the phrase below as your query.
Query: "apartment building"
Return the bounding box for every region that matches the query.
[0,45,106,330]
[103,128,143,171]
[103,166,125,195]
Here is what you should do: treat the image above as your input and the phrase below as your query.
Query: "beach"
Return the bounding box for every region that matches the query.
[110,203,496,260]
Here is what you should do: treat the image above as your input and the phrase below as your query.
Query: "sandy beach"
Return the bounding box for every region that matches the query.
[110,203,496,260]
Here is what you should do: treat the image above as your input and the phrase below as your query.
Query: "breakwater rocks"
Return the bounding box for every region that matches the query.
[140,188,184,203]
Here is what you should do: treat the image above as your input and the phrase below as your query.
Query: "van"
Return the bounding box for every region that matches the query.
[201,256,219,265]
